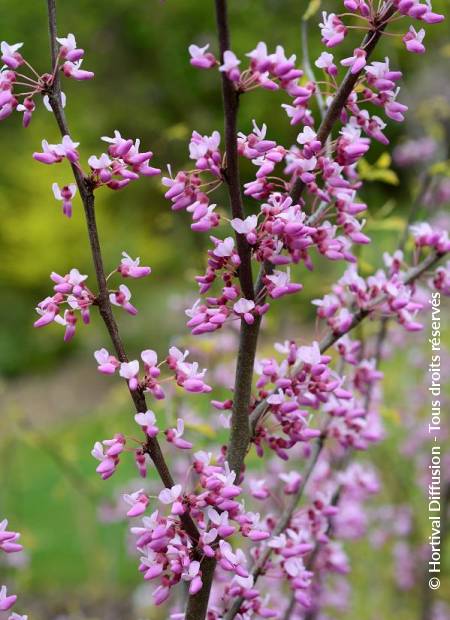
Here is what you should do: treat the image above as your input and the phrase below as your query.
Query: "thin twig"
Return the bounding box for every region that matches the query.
[45,0,199,545]
[250,248,446,434]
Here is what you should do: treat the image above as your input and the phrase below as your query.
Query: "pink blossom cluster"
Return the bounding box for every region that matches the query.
[313,258,430,334]
[94,345,211,395]
[126,457,276,608]
[0,518,26,619]
[162,130,222,232]
[32,132,160,216]
[34,253,151,340]
[0,34,93,127]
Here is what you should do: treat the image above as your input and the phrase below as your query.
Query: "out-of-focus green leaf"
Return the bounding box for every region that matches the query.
[303,0,321,21]
[366,217,405,231]
[358,154,400,186]
[429,160,450,177]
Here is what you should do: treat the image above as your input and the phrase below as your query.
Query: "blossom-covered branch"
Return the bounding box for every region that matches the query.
[42,0,200,545]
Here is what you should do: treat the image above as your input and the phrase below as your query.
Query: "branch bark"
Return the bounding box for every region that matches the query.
[45,0,199,545]
[186,3,260,617]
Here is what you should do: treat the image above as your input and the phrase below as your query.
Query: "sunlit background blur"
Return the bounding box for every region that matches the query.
[0,0,449,618]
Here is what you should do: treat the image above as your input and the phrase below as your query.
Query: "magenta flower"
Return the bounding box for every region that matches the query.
[265,268,303,299]
[188,43,216,69]
[119,360,140,390]
[118,252,151,278]
[52,182,76,218]
[56,33,84,62]
[16,97,35,128]
[165,419,193,450]
[91,434,125,479]
[0,41,23,69]
[0,586,17,612]
[33,135,80,164]
[230,215,258,244]
[319,12,347,47]
[0,520,23,554]
[403,26,426,53]
[109,284,138,315]
[341,47,367,74]
[134,410,159,438]
[208,507,236,537]
[123,489,149,517]
[62,59,94,80]
[158,484,184,514]
[233,298,256,324]
[219,50,241,82]
[94,348,119,374]
[181,560,203,595]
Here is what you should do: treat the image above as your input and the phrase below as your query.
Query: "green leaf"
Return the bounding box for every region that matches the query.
[358,154,399,185]
[303,0,321,21]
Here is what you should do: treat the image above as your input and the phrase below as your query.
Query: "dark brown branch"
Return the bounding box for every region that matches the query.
[45,0,199,545]
[186,3,261,617]
[215,0,254,300]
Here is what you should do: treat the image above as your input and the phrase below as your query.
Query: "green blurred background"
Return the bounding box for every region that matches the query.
[0,0,449,618]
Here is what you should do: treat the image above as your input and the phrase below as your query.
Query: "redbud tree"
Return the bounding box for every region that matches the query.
[1,0,449,619]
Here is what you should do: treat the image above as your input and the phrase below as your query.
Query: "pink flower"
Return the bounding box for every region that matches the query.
[219,50,241,82]
[341,48,367,74]
[91,434,126,479]
[158,484,184,514]
[230,215,258,244]
[319,12,347,47]
[52,182,77,218]
[175,358,212,394]
[62,59,94,80]
[119,360,140,390]
[135,410,159,437]
[0,520,23,554]
[266,268,303,299]
[208,508,236,537]
[279,471,302,494]
[56,33,84,62]
[123,489,149,517]
[182,560,203,595]
[315,51,337,76]
[165,419,192,450]
[0,41,23,69]
[189,43,216,69]
[94,348,119,374]
[110,284,138,315]
[0,585,17,611]
[233,298,256,324]
[33,135,80,164]
[213,236,235,258]
[403,26,426,54]
[118,252,151,278]
[16,97,35,128]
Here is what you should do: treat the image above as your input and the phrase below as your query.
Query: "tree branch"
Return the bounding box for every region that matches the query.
[45,0,199,545]
[250,249,446,434]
